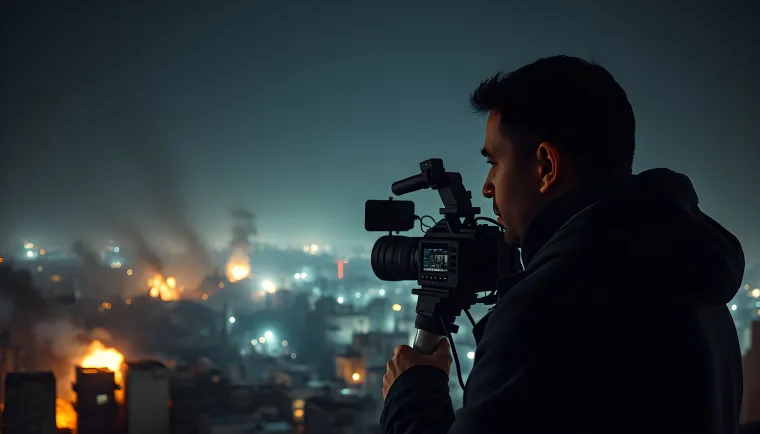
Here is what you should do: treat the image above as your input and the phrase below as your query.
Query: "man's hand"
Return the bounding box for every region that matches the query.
[382,338,452,399]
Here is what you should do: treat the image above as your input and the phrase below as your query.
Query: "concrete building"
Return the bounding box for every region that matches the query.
[304,395,376,434]
[170,370,226,434]
[0,330,25,405]
[73,367,120,434]
[2,371,56,434]
[125,361,170,434]
[366,299,394,332]
[326,313,370,347]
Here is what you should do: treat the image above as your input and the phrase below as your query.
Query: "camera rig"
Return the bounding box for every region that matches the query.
[365,159,521,357]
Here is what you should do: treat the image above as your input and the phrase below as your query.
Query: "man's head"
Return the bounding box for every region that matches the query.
[472,55,636,245]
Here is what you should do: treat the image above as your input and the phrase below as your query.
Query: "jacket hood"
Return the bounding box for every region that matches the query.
[524,169,745,305]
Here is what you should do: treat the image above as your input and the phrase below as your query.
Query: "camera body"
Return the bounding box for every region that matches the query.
[365,159,518,352]
[416,222,502,292]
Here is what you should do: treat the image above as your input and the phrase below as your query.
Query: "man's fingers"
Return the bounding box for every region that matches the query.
[433,338,451,355]
[394,344,412,357]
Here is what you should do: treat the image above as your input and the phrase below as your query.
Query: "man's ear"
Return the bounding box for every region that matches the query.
[536,142,560,194]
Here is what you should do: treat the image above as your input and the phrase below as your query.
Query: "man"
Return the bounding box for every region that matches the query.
[380,56,745,433]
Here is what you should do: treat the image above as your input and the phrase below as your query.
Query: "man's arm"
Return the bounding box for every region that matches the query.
[382,263,589,434]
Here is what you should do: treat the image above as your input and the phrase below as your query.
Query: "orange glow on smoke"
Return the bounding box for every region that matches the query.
[226,248,251,282]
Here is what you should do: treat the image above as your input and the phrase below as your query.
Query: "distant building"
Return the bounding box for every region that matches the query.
[198,414,261,434]
[2,371,56,434]
[353,332,408,369]
[335,349,365,389]
[272,363,311,390]
[125,361,170,434]
[169,368,292,434]
[0,331,26,404]
[221,384,292,423]
[366,299,395,333]
[73,367,120,434]
[198,414,293,434]
[170,370,227,434]
[242,354,279,385]
[741,321,760,424]
[326,314,370,346]
[304,395,376,434]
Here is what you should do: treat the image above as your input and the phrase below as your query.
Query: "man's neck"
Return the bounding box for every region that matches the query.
[519,184,608,267]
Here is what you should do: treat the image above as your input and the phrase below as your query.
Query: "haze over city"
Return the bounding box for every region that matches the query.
[1,0,758,263]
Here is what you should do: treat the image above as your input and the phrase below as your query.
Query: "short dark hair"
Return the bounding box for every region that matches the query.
[470,55,635,180]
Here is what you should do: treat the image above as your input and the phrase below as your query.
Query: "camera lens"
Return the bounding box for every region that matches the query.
[370,235,419,281]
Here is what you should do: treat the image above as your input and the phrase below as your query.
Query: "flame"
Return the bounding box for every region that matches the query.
[56,398,77,429]
[149,274,180,301]
[56,340,126,429]
[80,340,125,402]
[226,248,250,282]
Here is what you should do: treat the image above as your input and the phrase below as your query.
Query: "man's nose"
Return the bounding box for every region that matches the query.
[482,179,494,199]
[482,167,496,198]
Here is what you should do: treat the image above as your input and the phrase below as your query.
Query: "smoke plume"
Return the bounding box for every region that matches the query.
[0,78,213,294]
[0,264,92,401]
[71,240,101,268]
[229,208,256,250]
[120,118,213,287]
[33,316,116,402]
[111,222,164,274]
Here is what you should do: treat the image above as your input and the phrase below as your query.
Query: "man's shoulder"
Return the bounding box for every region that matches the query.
[498,253,592,305]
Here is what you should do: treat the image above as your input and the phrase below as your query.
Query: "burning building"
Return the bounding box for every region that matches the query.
[55,339,126,431]
[73,367,120,434]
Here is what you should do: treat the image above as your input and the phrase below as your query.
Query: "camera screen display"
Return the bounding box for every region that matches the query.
[422,245,449,273]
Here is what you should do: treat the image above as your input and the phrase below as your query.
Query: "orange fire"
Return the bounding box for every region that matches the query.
[56,398,77,429]
[226,248,251,282]
[149,274,181,301]
[81,339,126,403]
[56,340,126,429]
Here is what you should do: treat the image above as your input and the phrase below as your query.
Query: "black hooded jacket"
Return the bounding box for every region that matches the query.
[381,169,745,434]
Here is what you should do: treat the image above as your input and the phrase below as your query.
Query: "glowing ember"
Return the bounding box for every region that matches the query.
[226,248,251,282]
[149,274,180,301]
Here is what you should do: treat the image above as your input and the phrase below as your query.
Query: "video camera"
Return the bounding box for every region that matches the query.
[365,159,522,357]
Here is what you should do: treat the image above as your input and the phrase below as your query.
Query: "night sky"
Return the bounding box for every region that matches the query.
[1,1,758,271]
